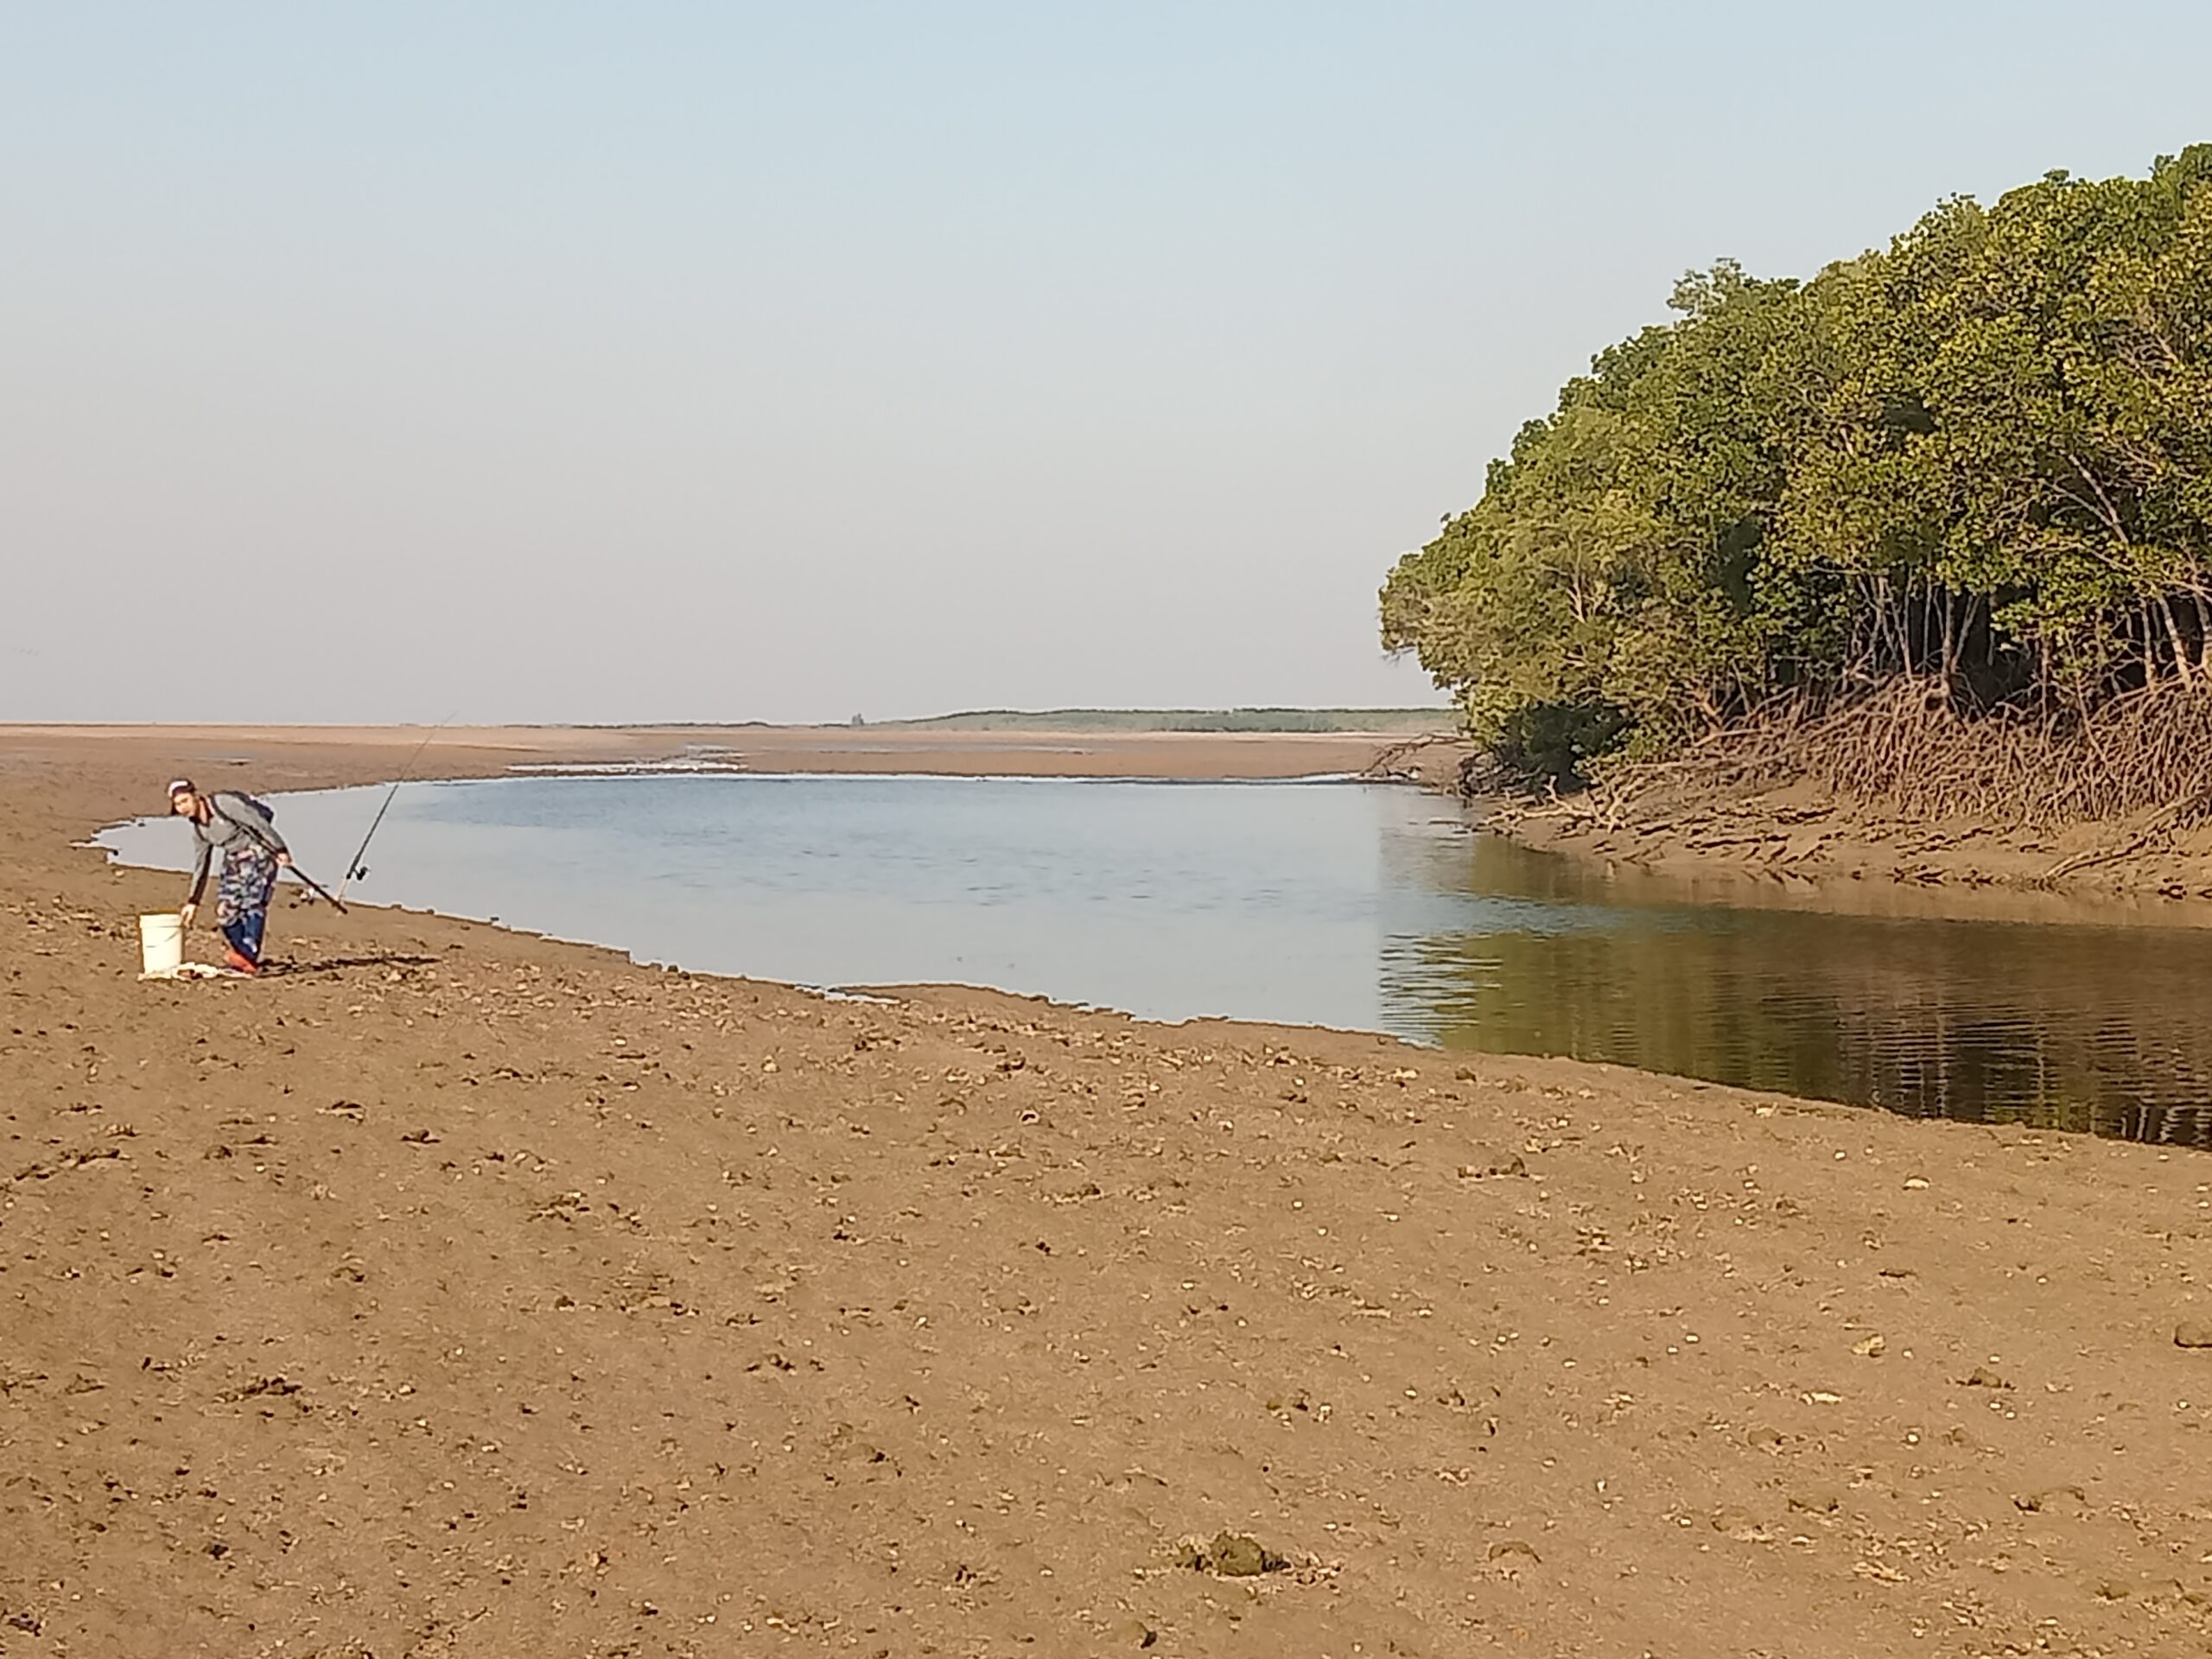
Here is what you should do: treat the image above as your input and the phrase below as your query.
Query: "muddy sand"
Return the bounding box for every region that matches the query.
[1368,731,2212,913]
[3,727,2209,1658]
[1479,775,2212,917]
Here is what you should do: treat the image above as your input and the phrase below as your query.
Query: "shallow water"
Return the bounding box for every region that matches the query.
[101,775,2212,1147]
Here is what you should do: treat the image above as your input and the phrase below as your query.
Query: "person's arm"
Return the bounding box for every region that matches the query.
[182,836,211,925]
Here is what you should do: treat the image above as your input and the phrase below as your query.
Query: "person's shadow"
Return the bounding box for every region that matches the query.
[260,953,439,979]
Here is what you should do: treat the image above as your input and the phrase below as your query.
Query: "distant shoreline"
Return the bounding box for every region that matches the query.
[0,709,1456,735]
[0,721,1430,786]
[870,707,1451,734]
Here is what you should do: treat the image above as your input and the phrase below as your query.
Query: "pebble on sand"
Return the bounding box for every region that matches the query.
[1176,1531,1287,1577]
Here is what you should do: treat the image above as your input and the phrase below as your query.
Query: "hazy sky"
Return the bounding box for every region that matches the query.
[6,3,2208,724]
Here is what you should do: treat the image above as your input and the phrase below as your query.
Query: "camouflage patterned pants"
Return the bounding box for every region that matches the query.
[217,843,277,961]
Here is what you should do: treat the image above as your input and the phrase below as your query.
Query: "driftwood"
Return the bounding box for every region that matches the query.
[1360,731,1467,783]
[2036,796,2209,885]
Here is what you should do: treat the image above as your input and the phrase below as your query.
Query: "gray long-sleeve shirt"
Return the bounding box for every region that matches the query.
[186,791,289,903]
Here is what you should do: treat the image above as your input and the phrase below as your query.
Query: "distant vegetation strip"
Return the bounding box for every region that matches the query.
[878,709,1453,734]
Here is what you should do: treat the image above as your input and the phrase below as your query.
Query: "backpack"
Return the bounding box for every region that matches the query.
[213,791,280,845]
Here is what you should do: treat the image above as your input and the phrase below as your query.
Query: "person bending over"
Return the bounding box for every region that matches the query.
[169,779,291,975]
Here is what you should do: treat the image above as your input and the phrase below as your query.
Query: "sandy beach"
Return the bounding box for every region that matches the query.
[3,727,2209,1657]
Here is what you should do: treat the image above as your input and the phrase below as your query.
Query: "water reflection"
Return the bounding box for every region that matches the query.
[1384,831,2212,1147]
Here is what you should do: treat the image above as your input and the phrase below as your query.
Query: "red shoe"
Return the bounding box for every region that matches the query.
[223,947,260,976]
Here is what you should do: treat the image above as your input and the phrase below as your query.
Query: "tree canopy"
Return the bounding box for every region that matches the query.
[1381,147,2212,785]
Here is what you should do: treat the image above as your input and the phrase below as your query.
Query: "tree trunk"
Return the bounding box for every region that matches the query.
[2159,597,2196,686]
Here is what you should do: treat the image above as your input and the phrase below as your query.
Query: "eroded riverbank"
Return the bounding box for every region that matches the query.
[1479,769,2212,915]
[3,727,2209,1657]
[1384,725,2212,912]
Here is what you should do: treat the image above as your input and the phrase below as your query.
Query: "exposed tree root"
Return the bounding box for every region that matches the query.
[1588,681,2212,836]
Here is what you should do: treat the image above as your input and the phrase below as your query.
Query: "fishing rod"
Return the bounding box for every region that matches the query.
[337,717,452,900]
[283,862,348,914]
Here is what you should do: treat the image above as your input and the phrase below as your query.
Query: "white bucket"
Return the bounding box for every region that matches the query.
[139,913,184,977]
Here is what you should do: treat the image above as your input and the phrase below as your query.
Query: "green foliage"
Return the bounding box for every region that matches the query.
[1382,147,2212,779]
[1492,700,1632,790]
